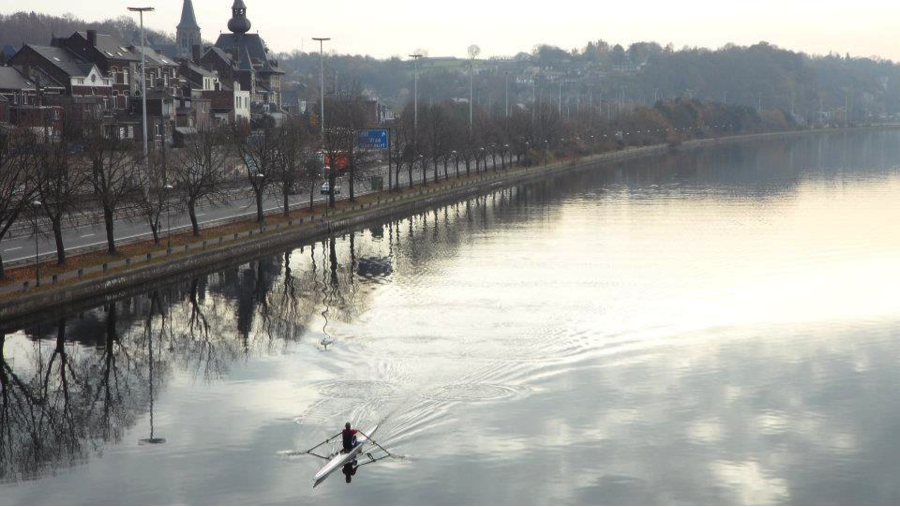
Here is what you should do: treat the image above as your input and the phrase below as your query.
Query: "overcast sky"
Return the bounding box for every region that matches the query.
[17,0,900,61]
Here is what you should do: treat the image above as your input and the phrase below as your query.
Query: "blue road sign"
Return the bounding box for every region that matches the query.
[358,129,389,150]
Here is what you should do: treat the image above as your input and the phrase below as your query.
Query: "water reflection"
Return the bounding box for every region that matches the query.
[1,130,899,504]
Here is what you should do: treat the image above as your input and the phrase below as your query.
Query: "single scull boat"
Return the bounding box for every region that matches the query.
[313,425,378,485]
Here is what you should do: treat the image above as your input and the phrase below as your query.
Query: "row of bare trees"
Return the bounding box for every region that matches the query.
[0,115,326,280]
[0,93,786,280]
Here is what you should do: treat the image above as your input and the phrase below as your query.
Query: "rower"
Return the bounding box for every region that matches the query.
[341,422,358,453]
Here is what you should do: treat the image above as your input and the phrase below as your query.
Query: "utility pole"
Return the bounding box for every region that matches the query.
[312,37,330,135]
[128,6,154,158]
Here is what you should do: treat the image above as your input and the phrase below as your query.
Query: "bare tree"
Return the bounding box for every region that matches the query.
[0,128,39,278]
[386,115,412,191]
[339,100,375,202]
[232,121,276,224]
[173,127,229,235]
[273,118,314,217]
[34,126,87,265]
[135,147,169,246]
[320,98,359,207]
[83,119,138,255]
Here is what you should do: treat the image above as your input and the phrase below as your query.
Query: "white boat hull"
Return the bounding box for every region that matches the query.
[314,426,377,484]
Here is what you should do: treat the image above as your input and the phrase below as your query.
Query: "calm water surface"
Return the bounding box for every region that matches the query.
[2,131,899,505]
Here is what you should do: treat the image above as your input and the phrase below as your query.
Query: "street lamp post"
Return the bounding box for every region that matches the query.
[312,37,331,135]
[255,173,266,224]
[409,54,423,135]
[127,6,154,158]
[505,72,509,118]
[531,79,536,123]
[32,200,41,286]
[164,184,174,254]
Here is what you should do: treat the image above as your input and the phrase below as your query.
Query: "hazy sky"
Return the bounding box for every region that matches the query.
[16,0,900,61]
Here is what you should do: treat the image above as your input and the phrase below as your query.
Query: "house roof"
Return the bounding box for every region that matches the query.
[151,44,178,60]
[131,46,178,67]
[27,45,94,77]
[75,32,140,62]
[238,47,253,71]
[205,47,233,65]
[181,61,217,79]
[214,33,268,64]
[0,66,36,90]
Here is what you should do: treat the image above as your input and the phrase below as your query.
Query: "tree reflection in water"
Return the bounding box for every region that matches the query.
[0,177,543,484]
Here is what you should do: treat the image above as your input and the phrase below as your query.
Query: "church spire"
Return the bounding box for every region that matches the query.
[177,0,200,30]
[176,0,202,61]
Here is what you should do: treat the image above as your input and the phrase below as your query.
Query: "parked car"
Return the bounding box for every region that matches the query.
[321,182,342,195]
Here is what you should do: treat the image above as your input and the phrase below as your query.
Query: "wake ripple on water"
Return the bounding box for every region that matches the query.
[314,379,398,400]
[422,383,519,403]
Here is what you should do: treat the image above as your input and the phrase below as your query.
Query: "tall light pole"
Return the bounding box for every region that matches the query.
[558,80,563,115]
[469,60,474,130]
[32,200,41,287]
[531,79,536,123]
[164,183,173,254]
[313,37,330,135]
[128,6,153,158]
[504,71,509,118]
[409,54,422,134]
[467,45,480,132]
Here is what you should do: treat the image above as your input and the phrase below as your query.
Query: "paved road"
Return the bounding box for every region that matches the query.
[0,161,487,266]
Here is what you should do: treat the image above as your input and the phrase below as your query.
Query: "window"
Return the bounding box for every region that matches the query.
[123,68,129,85]
[51,109,60,120]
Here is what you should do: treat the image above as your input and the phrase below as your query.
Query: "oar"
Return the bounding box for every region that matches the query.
[306,431,342,454]
[357,430,393,458]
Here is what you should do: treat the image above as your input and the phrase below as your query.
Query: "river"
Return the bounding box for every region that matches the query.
[1,130,899,505]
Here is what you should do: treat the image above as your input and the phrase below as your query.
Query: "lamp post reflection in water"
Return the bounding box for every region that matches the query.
[139,299,166,445]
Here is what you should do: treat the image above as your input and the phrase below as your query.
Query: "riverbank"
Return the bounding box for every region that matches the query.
[0,125,893,327]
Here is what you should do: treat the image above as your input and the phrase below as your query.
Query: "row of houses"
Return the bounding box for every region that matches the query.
[0,0,284,145]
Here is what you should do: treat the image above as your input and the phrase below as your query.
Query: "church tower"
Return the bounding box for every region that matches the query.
[227,0,252,35]
[176,0,202,61]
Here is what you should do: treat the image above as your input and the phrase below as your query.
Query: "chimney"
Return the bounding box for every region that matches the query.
[87,30,97,47]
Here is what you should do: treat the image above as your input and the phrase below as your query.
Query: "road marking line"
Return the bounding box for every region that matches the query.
[80,233,96,238]
[4,247,22,252]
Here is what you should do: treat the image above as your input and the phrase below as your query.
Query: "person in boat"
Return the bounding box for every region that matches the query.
[341,422,358,453]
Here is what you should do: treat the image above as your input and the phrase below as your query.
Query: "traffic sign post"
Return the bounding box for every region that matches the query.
[358,129,389,150]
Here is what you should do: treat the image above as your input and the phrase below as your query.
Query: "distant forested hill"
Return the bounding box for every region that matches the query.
[3,10,898,123]
[0,11,173,50]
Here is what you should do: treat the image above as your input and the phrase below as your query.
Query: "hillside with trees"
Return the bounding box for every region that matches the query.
[0,11,173,52]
